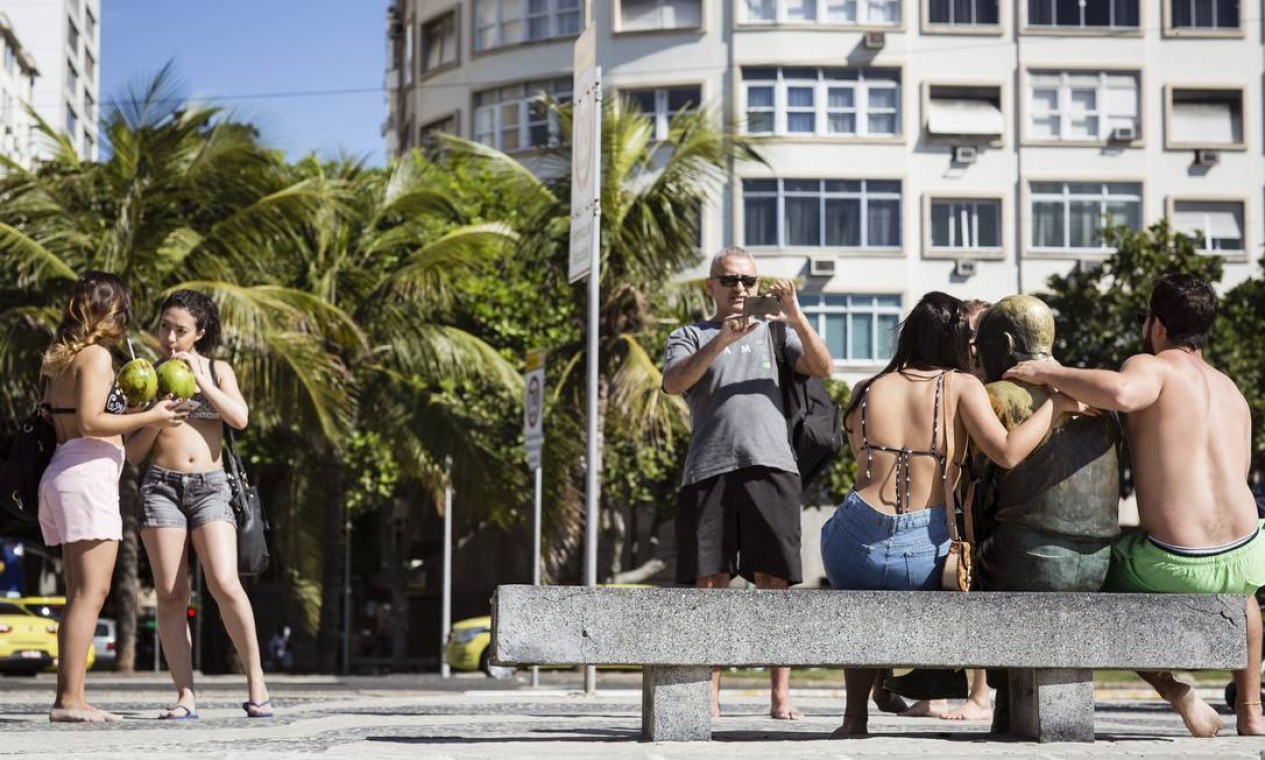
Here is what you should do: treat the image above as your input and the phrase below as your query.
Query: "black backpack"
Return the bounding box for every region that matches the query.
[771,321,844,485]
[0,400,56,524]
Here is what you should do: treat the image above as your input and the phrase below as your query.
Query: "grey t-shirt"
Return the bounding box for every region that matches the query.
[664,320,804,486]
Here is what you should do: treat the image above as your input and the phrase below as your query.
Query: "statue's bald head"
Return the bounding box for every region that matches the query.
[975,295,1055,382]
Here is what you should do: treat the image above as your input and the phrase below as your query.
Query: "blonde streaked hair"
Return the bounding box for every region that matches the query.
[41,272,132,376]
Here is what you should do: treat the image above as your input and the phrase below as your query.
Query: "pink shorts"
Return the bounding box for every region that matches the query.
[38,438,125,546]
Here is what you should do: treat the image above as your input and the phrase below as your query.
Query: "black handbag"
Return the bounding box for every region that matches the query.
[210,362,270,576]
[0,381,56,524]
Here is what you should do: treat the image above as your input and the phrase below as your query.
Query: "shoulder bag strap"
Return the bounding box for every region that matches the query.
[209,361,245,488]
[940,371,961,543]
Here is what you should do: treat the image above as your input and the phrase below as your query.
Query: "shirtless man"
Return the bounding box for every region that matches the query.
[1007,273,1265,737]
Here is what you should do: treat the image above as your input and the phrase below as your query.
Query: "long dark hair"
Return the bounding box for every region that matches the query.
[159,289,222,354]
[41,271,132,375]
[844,291,971,423]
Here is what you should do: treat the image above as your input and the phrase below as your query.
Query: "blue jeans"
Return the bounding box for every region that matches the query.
[821,491,950,591]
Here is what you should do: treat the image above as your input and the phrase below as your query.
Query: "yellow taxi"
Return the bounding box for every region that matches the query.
[13,596,94,670]
[0,600,59,676]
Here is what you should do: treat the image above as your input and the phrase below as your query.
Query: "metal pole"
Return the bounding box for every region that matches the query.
[193,561,203,673]
[342,514,351,675]
[441,458,453,678]
[583,68,603,697]
[531,464,542,688]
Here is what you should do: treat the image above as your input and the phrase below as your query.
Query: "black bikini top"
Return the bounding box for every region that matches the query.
[46,385,129,416]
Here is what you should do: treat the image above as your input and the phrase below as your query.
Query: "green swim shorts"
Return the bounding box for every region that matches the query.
[1105,520,1265,595]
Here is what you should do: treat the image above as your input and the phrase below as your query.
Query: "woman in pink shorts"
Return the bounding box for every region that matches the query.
[39,272,187,723]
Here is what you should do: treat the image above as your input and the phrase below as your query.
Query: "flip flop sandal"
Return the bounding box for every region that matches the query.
[159,705,198,720]
[242,700,274,718]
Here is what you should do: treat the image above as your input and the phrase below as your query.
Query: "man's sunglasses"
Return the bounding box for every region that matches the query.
[713,274,758,288]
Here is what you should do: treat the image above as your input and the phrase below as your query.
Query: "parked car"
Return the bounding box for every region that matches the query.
[0,601,58,676]
[446,615,493,674]
[14,596,94,670]
[93,618,117,670]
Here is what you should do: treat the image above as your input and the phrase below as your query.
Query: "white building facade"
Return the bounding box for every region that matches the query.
[386,0,1263,383]
[2,0,100,162]
[0,12,40,169]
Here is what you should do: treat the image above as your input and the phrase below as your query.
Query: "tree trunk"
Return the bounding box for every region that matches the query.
[113,463,141,673]
[316,456,345,673]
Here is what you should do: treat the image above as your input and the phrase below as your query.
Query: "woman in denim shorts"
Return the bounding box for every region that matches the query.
[125,290,271,719]
[820,292,1080,739]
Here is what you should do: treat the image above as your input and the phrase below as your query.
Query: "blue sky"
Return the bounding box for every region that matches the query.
[101,1,390,165]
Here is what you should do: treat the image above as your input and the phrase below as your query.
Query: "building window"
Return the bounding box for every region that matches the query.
[84,51,95,82]
[1030,182,1141,250]
[620,0,703,30]
[621,85,701,139]
[1029,71,1138,142]
[926,85,1003,138]
[743,67,900,137]
[475,0,582,52]
[1028,0,1138,27]
[928,0,1000,25]
[743,179,902,249]
[403,21,414,84]
[84,93,95,124]
[85,8,96,39]
[1169,88,1243,147]
[1172,200,1245,252]
[743,0,900,26]
[474,77,572,152]
[67,60,78,96]
[68,18,79,52]
[66,105,78,137]
[931,199,1001,250]
[422,12,458,72]
[1171,0,1238,28]
[4,44,15,77]
[801,294,902,364]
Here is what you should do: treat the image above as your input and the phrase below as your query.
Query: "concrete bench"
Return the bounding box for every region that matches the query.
[491,585,1246,743]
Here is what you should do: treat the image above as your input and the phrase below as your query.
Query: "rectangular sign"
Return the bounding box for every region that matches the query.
[568,23,600,283]
[524,349,547,469]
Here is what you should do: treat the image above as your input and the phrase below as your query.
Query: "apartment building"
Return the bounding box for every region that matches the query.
[386,0,1263,382]
[2,0,100,161]
[0,12,39,169]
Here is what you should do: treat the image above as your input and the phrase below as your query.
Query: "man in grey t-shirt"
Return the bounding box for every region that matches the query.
[662,246,832,721]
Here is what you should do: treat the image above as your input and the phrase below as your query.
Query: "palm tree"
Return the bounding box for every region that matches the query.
[439,97,759,581]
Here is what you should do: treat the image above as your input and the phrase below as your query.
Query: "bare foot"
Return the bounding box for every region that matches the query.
[898,699,947,717]
[771,705,803,720]
[830,714,868,738]
[1166,681,1222,737]
[940,699,994,722]
[49,706,122,723]
[1236,703,1265,736]
[159,690,197,720]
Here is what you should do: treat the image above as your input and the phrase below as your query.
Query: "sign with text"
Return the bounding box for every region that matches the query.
[568,23,600,283]
[524,349,547,470]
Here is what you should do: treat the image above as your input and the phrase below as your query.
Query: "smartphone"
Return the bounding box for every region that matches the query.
[742,295,781,317]
[171,399,201,414]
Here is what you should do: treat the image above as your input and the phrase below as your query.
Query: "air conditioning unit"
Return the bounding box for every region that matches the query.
[810,258,838,277]
[863,31,886,50]
[1108,125,1137,142]
[951,145,978,164]
[953,259,977,278]
[1194,149,1219,167]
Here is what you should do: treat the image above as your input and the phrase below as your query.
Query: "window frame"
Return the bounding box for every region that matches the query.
[739,177,905,253]
[921,81,1007,146]
[741,66,904,141]
[420,7,461,77]
[922,193,1007,259]
[1024,179,1145,258]
[1166,196,1250,261]
[617,83,705,140]
[1021,0,1145,34]
[1163,0,1242,36]
[799,293,904,367]
[614,0,706,33]
[737,0,904,29]
[1023,68,1144,146]
[1163,84,1248,151]
[921,0,1004,33]
[472,77,573,154]
[473,0,583,54]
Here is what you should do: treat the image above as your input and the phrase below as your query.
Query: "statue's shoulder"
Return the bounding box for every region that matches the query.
[984,380,1050,430]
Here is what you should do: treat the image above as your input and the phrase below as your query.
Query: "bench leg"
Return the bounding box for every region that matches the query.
[1008,668,1095,743]
[640,665,712,741]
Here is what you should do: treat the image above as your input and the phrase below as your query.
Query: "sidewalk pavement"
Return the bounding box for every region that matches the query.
[0,672,1262,759]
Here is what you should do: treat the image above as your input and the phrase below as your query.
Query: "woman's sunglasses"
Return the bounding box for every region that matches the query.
[713,274,758,288]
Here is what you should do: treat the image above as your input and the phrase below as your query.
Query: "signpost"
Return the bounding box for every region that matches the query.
[569,22,602,697]
[523,348,547,688]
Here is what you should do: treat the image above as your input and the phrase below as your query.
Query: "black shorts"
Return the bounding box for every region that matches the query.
[675,466,802,585]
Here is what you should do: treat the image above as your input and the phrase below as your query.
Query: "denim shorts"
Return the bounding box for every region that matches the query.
[140,465,236,531]
[820,491,950,591]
